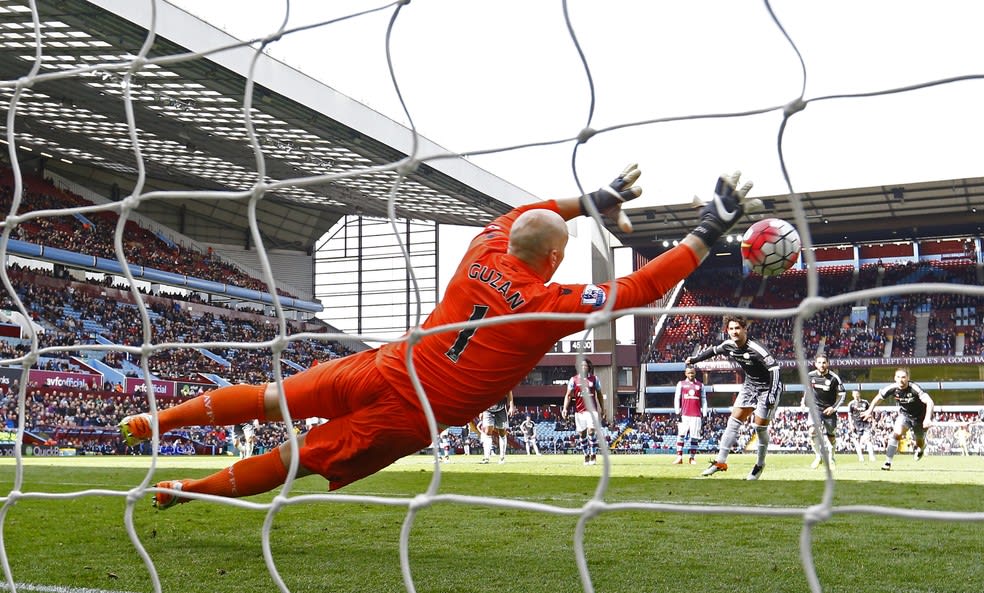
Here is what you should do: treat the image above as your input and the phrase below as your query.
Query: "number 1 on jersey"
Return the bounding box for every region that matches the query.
[445,304,489,362]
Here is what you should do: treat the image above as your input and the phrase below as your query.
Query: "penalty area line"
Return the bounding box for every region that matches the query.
[0,582,140,593]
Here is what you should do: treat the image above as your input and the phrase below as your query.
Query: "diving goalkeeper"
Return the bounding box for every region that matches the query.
[119,165,758,509]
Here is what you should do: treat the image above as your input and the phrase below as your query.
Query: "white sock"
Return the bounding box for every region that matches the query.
[885,441,898,462]
[810,436,821,460]
[717,417,742,463]
[755,426,769,466]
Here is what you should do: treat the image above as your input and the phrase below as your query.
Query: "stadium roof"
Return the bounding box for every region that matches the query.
[614,176,984,260]
[0,0,532,252]
[1,1,981,261]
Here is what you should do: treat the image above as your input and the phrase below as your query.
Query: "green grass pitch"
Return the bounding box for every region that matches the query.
[1,453,982,593]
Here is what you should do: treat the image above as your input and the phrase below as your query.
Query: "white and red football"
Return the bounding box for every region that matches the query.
[740,218,801,277]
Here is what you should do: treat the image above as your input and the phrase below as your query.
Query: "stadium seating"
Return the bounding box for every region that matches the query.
[650,259,984,362]
[0,171,299,300]
[3,169,983,457]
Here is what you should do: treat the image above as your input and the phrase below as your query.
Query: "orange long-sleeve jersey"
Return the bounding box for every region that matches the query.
[378,200,700,426]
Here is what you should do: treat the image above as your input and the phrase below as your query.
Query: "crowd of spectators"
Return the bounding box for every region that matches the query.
[0,379,302,457]
[3,168,984,461]
[1,174,300,300]
[649,259,984,363]
[492,408,984,459]
[2,265,350,385]
[0,174,343,455]
[6,374,980,458]
[3,264,984,459]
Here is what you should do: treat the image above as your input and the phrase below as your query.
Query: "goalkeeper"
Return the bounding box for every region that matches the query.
[119,165,758,509]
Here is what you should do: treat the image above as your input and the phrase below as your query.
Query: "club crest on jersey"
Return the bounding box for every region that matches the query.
[580,284,607,307]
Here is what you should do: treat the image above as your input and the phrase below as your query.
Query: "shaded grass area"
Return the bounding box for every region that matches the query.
[0,454,982,593]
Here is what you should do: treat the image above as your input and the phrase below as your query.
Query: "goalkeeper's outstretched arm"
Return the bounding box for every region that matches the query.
[554,165,758,264]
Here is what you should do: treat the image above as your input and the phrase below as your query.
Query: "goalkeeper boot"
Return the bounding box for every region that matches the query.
[153,480,189,510]
[672,456,683,465]
[881,461,892,471]
[701,461,728,476]
[118,413,152,446]
[745,464,764,481]
[914,447,925,461]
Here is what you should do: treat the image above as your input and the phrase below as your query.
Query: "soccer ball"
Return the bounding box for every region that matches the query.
[740,218,801,277]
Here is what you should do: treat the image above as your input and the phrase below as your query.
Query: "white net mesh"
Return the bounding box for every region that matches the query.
[2,2,984,593]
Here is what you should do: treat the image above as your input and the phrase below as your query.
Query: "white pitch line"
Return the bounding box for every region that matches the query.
[0,582,140,593]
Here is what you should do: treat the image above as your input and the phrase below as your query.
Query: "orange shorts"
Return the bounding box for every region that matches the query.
[282,349,431,490]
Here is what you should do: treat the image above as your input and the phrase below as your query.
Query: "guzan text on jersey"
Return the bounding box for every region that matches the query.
[467,263,525,310]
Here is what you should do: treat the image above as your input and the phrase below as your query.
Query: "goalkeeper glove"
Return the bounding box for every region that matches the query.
[580,163,642,233]
[691,171,761,247]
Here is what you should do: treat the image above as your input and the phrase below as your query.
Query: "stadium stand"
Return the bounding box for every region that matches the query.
[649,259,984,362]
[5,260,984,459]
[1,170,302,300]
[1,168,982,459]
[0,170,356,456]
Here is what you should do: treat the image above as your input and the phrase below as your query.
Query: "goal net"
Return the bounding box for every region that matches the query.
[2,2,984,593]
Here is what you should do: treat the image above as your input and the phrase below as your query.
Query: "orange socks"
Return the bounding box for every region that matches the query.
[157,384,267,433]
[151,384,292,503]
[182,449,289,499]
